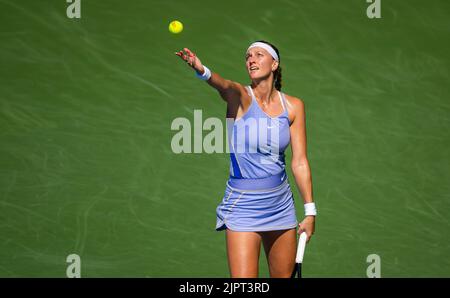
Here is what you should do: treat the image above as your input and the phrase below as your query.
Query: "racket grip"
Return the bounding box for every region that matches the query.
[295,232,307,264]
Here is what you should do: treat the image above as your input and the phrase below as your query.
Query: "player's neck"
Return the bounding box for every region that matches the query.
[252,80,276,104]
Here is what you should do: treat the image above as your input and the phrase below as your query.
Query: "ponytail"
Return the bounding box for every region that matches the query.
[274,65,282,91]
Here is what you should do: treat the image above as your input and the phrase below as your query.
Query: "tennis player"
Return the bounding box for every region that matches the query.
[175,41,316,278]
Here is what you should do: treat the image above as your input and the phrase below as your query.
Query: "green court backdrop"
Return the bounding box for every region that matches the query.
[0,0,449,277]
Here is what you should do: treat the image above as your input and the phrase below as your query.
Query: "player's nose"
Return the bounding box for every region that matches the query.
[248,61,257,68]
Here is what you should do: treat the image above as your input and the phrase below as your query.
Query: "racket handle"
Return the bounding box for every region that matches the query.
[295,232,307,264]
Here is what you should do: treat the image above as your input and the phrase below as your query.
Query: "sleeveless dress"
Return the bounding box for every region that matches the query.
[215,86,298,232]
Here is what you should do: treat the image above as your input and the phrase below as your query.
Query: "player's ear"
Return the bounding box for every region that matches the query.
[272,60,279,72]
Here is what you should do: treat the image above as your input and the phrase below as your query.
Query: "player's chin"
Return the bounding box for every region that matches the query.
[248,71,266,80]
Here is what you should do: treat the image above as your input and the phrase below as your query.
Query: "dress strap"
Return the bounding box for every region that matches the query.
[247,85,256,101]
[277,91,286,112]
[279,91,289,113]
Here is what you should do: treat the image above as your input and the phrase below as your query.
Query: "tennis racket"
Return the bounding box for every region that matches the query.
[291,231,307,278]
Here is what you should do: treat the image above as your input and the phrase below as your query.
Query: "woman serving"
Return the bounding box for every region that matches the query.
[175,41,316,278]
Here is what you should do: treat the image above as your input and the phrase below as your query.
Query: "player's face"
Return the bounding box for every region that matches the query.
[245,47,278,81]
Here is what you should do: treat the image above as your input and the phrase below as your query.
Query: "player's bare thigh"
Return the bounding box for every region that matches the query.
[225,229,262,278]
[261,228,297,278]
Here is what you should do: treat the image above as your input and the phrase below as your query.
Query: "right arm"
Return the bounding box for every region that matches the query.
[175,48,246,104]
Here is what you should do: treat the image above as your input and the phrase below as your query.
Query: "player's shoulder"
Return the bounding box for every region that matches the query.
[283,93,305,112]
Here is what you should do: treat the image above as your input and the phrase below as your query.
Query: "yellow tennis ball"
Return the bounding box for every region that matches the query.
[169,20,183,34]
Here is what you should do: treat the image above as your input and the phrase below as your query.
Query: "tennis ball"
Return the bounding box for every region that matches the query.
[169,20,183,34]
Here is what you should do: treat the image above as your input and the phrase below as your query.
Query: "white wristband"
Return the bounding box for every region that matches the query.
[304,202,317,216]
[196,66,211,81]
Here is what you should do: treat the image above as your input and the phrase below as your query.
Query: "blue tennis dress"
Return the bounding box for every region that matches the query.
[215,86,298,232]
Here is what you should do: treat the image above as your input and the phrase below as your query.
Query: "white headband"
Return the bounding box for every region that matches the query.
[247,42,279,62]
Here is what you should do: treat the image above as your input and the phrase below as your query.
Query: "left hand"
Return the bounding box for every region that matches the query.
[298,216,315,243]
[175,48,204,73]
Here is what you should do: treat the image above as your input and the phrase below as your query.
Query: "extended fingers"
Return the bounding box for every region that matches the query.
[184,49,196,65]
[184,48,195,57]
[175,49,196,66]
[175,50,187,60]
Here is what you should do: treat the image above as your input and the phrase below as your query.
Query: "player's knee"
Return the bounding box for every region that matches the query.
[268,261,295,278]
[269,267,292,278]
